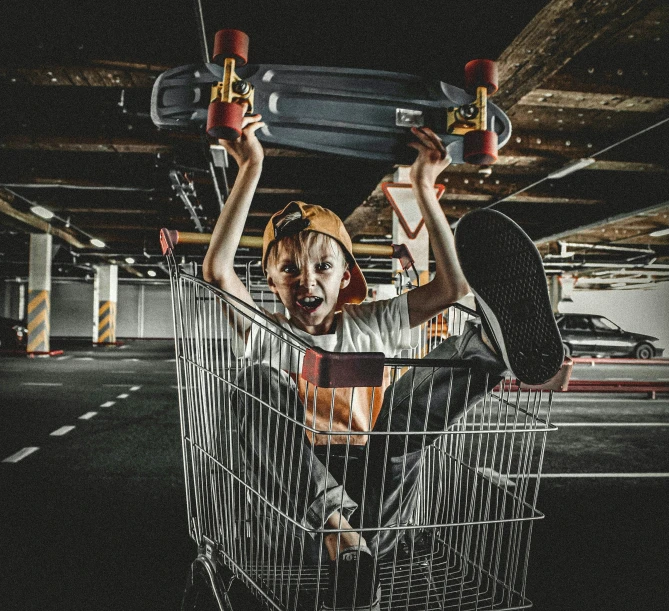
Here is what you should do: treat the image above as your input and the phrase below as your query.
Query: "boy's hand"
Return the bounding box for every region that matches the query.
[218,103,266,168]
[408,127,452,185]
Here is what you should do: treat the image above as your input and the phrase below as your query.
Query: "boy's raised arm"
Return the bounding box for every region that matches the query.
[405,127,470,328]
[202,109,265,311]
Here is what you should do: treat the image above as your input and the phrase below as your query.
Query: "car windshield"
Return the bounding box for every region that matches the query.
[591,317,619,331]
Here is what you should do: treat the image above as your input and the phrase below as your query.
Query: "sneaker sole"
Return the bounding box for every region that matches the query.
[454,208,564,385]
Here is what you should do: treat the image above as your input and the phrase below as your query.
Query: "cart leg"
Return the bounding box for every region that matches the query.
[181,556,234,611]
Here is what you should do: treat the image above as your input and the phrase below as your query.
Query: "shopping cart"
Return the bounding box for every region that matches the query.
[160,229,569,611]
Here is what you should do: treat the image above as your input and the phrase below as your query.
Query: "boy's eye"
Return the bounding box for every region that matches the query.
[281,264,298,274]
[316,262,332,272]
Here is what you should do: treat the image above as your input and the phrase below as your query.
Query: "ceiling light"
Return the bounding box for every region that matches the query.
[90,238,106,248]
[147,270,157,277]
[649,227,669,238]
[125,257,136,264]
[547,158,595,179]
[31,205,54,220]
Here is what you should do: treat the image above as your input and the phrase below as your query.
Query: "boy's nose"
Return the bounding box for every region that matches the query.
[299,268,316,288]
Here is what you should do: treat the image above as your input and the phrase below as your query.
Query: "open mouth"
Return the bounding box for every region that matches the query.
[296,296,324,313]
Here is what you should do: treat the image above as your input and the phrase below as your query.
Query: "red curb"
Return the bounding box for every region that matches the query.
[572,357,669,366]
[26,350,65,358]
[495,380,669,394]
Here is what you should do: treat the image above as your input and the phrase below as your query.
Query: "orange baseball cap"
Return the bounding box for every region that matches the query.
[262,201,368,308]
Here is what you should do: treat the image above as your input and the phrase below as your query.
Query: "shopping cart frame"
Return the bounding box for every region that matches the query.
[160,229,570,611]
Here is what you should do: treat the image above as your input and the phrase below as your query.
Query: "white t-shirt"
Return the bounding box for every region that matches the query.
[244,293,419,445]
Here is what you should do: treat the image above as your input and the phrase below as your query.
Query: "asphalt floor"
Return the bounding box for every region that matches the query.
[1,340,667,611]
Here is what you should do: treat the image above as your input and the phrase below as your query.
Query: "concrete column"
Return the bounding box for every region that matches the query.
[95,265,118,344]
[27,233,52,354]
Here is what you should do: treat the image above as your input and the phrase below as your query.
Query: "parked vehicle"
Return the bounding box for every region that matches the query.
[0,317,28,350]
[556,313,664,359]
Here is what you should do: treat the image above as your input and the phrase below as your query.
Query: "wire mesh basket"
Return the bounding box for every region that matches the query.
[161,229,562,611]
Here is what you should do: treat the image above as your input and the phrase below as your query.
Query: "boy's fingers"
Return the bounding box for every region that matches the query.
[241,113,263,128]
[245,120,266,134]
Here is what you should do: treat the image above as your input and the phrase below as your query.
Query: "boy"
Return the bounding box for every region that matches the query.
[203,108,563,610]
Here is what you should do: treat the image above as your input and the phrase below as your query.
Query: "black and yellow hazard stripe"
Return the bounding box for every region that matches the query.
[97,300,117,344]
[27,289,50,353]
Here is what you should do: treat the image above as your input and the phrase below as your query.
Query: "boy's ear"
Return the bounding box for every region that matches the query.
[340,267,351,289]
[267,274,279,295]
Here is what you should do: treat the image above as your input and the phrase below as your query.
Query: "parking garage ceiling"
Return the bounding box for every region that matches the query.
[1,0,668,288]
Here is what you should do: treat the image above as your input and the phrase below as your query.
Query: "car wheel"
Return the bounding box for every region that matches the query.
[562,343,571,358]
[634,342,654,359]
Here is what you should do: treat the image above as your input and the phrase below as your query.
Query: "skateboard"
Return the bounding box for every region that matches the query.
[150,29,511,165]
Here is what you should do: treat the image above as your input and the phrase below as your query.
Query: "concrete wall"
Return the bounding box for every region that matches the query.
[5,278,667,347]
[47,280,174,339]
[559,282,669,352]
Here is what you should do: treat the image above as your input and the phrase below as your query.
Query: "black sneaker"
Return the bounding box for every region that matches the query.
[323,545,381,611]
[454,208,564,385]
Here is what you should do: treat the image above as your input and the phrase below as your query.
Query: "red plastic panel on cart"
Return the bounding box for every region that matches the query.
[301,348,385,388]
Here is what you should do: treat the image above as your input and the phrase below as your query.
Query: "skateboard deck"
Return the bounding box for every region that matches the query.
[151,62,511,165]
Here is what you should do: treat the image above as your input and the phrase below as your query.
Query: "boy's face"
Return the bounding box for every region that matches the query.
[267,235,351,335]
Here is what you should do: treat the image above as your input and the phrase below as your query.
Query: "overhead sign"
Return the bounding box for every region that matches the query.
[381,182,446,239]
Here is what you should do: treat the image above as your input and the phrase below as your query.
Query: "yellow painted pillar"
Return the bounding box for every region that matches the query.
[27,234,52,354]
[95,265,118,345]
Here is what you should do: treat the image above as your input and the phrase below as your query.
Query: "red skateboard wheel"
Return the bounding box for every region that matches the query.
[464,59,498,95]
[463,130,498,165]
[212,29,249,66]
[206,100,244,140]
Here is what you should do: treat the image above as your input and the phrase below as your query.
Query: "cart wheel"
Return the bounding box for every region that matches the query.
[464,59,498,95]
[212,29,249,67]
[207,100,244,140]
[463,129,498,165]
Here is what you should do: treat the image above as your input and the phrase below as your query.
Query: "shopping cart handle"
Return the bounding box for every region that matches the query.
[160,228,179,255]
[301,348,386,388]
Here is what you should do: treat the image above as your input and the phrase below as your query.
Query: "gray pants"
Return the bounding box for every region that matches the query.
[231,322,507,559]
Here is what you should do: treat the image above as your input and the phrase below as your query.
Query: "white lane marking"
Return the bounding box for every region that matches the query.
[50,425,75,436]
[119,345,129,350]
[531,473,669,479]
[21,382,63,386]
[658,378,669,382]
[76,357,94,361]
[130,386,141,391]
[100,401,115,408]
[604,377,634,381]
[79,412,97,420]
[116,393,129,399]
[165,359,176,362]
[555,422,669,427]
[123,358,140,362]
[55,355,71,361]
[3,447,40,463]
